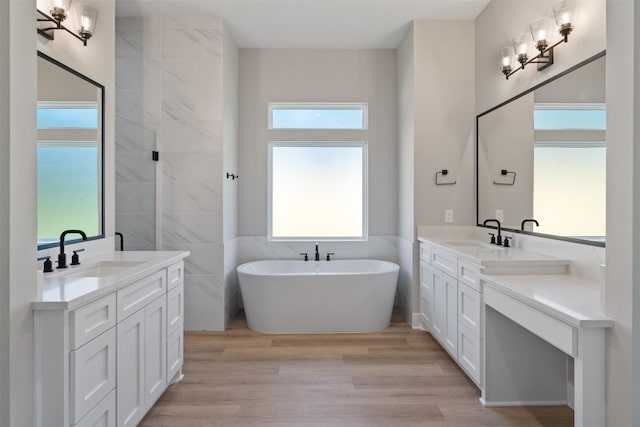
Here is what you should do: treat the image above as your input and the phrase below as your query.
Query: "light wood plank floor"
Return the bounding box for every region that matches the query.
[140,311,573,427]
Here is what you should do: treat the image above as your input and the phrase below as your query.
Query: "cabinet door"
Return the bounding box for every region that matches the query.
[70,328,116,425]
[443,273,458,358]
[75,390,116,427]
[145,296,167,410]
[458,323,481,385]
[419,261,434,331]
[431,267,445,340]
[458,282,481,337]
[117,309,145,427]
[167,329,184,383]
[167,283,184,337]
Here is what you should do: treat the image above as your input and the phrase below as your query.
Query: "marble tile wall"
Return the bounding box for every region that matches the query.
[116,16,230,330]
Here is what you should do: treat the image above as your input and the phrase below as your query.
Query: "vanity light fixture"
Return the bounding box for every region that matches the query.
[37,0,98,46]
[501,0,576,80]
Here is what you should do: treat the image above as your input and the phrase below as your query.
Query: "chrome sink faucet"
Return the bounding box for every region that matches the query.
[315,242,320,261]
[483,219,502,245]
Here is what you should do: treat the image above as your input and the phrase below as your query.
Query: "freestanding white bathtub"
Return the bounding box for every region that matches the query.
[237,259,400,334]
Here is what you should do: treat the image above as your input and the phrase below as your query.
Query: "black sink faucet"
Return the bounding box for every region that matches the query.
[521,219,539,231]
[315,242,320,261]
[57,229,87,269]
[483,219,502,245]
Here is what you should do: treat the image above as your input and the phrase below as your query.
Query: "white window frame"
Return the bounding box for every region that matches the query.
[267,141,369,242]
[268,102,369,130]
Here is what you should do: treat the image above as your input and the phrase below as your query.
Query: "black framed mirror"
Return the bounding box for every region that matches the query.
[477,51,606,247]
[37,51,105,249]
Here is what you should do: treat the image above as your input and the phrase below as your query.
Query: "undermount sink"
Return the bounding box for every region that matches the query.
[445,241,484,247]
[68,260,145,277]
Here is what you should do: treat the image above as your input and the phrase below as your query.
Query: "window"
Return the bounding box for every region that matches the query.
[268,142,367,241]
[533,103,606,241]
[268,102,368,130]
[37,101,101,245]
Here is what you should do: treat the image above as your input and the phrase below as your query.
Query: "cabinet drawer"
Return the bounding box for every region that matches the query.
[167,328,184,383]
[71,293,116,349]
[117,270,166,322]
[432,248,457,277]
[458,261,481,293]
[70,328,116,425]
[167,261,184,290]
[74,390,116,427]
[458,323,481,385]
[458,282,482,337]
[167,282,184,337]
[419,244,432,263]
[484,285,577,356]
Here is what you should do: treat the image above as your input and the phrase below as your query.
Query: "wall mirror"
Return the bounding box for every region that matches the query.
[37,51,104,249]
[477,51,605,246]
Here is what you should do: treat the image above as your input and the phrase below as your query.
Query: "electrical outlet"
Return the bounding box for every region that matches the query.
[495,209,504,222]
[445,209,454,223]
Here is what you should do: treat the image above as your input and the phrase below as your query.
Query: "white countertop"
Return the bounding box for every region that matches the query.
[481,273,612,329]
[419,236,570,273]
[33,251,189,311]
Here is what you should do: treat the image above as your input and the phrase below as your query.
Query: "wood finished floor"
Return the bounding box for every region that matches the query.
[140,311,573,427]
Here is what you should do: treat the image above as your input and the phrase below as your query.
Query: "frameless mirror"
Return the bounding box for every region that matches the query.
[37,51,104,249]
[477,52,605,246]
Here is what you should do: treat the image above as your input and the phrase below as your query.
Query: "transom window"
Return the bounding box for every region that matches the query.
[268,102,368,130]
[268,142,368,241]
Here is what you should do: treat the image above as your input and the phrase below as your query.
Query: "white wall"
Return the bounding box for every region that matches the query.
[237,49,399,266]
[413,20,476,228]
[397,25,416,322]
[0,0,114,424]
[1,2,36,425]
[606,1,636,425]
[0,0,10,422]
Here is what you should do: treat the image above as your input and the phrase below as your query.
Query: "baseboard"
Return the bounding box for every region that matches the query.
[411,313,423,330]
[567,382,575,409]
[481,400,568,407]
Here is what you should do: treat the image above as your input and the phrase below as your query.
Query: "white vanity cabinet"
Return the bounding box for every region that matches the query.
[166,262,185,382]
[34,255,187,427]
[419,241,483,386]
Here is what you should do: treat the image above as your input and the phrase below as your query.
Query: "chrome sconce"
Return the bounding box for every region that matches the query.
[501,0,576,80]
[37,0,98,46]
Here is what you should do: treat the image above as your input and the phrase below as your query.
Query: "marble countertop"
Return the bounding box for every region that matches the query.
[481,273,612,329]
[33,250,189,311]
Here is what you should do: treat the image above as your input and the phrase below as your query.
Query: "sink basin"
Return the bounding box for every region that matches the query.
[445,241,484,247]
[69,260,145,278]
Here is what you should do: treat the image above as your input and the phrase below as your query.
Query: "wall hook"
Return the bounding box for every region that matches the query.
[435,169,456,185]
[493,169,516,185]
[226,172,238,180]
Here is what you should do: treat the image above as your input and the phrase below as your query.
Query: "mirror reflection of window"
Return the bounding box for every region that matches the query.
[37,52,104,249]
[37,101,100,245]
[533,103,606,242]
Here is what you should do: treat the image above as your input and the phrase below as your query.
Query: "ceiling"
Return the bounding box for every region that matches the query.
[116,0,490,49]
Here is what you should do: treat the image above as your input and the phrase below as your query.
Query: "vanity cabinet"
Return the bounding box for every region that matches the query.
[34,258,185,427]
[419,241,483,386]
